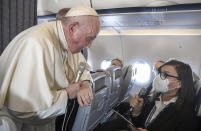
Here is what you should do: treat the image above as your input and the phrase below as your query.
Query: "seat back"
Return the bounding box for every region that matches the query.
[106,66,122,110]
[194,80,201,116]
[72,72,111,131]
[0,111,17,131]
[119,65,133,102]
[193,80,201,131]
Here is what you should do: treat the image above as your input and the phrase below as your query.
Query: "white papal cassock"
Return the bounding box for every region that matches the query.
[0,21,92,131]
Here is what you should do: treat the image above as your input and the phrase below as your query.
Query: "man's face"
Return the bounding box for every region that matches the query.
[153,61,164,76]
[111,60,122,67]
[67,16,100,54]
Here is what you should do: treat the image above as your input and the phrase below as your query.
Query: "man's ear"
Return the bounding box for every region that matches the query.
[177,81,182,89]
[68,22,79,36]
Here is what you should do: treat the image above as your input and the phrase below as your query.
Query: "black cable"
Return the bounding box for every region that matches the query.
[90,0,93,8]
[64,99,76,131]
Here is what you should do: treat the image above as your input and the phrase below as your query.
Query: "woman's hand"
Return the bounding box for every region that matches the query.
[137,128,148,131]
[127,124,138,131]
[130,94,144,116]
[128,124,148,131]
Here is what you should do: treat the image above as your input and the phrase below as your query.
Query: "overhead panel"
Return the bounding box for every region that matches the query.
[99,10,201,31]
[37,0,90,16]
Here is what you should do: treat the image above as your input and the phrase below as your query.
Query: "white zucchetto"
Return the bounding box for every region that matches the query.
[64,4,98,17]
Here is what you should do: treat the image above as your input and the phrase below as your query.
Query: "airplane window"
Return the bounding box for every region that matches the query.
[100,60,111,70]
[132,60,151,86]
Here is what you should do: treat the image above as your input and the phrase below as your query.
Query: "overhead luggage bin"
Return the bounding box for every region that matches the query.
[92,0,201,9]
[37,0,201,16]
[37,0,91,16]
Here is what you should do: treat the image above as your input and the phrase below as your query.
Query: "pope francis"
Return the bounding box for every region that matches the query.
[0,4,100,131]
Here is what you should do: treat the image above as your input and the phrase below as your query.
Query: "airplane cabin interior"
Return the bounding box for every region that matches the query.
[1,0,201,131]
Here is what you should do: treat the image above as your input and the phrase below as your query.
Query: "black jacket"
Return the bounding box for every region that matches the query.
[132,98,197,131]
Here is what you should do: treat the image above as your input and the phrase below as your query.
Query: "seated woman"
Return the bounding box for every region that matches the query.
[96,60,196,131]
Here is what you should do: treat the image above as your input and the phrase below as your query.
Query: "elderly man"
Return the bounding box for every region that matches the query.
[56,8,70,20]
[96,58,123,76]
[0,4,100,131]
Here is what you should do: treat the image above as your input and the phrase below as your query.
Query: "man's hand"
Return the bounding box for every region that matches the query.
[96,69,111,76]
[65,81,80,99]
[77,81,93,107]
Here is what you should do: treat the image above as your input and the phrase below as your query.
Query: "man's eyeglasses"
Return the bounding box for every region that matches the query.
[159,72,180,80]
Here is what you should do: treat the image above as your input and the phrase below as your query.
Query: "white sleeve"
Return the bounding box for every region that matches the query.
[36,90,68,119]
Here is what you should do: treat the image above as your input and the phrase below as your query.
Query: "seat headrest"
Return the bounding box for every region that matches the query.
[107,65,122,79]
[120,65,133,88]
[107,65,121,72]
[194,80,201,95]
[193,72,200,82]
[194,80,201,116]
[91,72,111,93]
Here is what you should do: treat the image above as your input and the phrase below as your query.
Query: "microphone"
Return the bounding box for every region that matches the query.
[138,87,147,99]
[75,62,86,82]
[63,62,86,131]
[129,87,147,113]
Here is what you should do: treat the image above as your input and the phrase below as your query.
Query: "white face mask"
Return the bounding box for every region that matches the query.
[153,75,172,93]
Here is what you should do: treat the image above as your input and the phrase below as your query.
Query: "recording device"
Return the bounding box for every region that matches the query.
[138,87,147,99]
[129,87,147,112]
[113,87,148,112]
[112,88,146,131]
[75,62,86,82]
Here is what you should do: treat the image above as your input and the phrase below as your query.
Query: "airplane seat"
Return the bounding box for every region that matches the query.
[0,111,17,131]
[106,66,122,111]
[71,72,111,131]
[119,65,133,102]
[194,80,201,115]
[193,80,201,131]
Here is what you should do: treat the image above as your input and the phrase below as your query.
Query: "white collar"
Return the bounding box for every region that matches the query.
[56,21,69,52]
[155,95,177,107]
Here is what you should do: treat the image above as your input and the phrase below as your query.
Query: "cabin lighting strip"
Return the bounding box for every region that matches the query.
[99,30,119,35]
[120,29,201,35]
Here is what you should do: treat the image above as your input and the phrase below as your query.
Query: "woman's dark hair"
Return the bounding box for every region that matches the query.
[159,60,195,111]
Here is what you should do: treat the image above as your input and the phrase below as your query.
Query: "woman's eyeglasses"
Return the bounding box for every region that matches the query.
[160,72,180,80]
